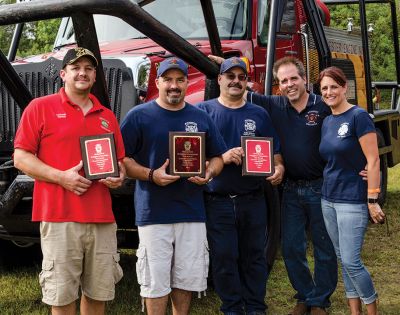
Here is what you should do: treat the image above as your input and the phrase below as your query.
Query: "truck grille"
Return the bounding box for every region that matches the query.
[0,57,135,155]
[0,80,21,154]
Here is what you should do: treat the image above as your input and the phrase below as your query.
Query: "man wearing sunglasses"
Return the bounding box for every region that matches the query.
[197,57,285,315]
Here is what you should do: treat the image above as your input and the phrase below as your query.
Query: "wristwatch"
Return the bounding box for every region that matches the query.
[367,197,379,204]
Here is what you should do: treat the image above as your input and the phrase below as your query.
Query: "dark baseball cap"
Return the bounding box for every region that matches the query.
[157,57,188,77]
[220,57,247,75]
[62,47,98,69]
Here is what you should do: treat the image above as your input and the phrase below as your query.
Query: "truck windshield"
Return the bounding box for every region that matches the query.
[55,0,247,47]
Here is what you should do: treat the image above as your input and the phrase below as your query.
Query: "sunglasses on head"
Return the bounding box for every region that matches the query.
[223,72,247,81]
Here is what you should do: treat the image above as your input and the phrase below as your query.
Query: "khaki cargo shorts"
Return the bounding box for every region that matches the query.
[136,222,209,298]
[39,222,123,306]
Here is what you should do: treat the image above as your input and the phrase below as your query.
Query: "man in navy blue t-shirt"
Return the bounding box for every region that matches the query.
[197,57,285,315]
[245,57,337,315]
[121,58,225,315]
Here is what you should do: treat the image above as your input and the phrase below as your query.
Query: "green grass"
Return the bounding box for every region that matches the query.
[1,165,400,314]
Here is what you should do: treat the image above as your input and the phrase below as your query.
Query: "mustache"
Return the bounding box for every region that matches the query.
[167,88,181,94]
[75,75,89,81]
[228,82,243,89]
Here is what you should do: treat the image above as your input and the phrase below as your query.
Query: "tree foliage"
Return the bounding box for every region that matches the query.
[19,19,61,57]
[0,0,14,54]
[0,0,60,59]
[328,1,399,82]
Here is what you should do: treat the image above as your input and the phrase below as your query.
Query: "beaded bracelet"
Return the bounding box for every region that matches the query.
[148,168,155,183]
[367,188,380,193]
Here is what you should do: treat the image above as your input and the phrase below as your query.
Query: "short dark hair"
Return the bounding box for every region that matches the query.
[316,66,347,87]
[273,57,306,80]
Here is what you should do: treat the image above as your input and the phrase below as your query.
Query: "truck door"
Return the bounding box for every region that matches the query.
[253,0,304,94]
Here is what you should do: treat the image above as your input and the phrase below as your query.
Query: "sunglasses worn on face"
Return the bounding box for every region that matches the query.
[223,73,247,81]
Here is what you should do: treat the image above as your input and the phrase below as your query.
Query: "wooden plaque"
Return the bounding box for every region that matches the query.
[242,136,274,176]
[80,133,119,180]
[169,132,206,177]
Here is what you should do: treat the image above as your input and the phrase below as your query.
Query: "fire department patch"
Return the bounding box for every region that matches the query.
[243,119,256,136]
[337,122,349,137]
[305,110,320,126]
[100,118,110,131]
[185,122,198,132]
[101,120,109,128]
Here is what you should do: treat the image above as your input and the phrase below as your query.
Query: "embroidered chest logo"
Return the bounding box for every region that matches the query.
[305,110,320,126]
[56,113,66,119]
[185,122,198,132]
[337,123,350,138]
[243,119,256,136]
[100,117,111,131]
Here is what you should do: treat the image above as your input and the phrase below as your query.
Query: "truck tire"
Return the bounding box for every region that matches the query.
[263,181,281,272]
[376,129,388,206]
[0,239,41,268]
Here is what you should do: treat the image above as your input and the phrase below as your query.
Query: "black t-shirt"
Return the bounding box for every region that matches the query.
[248,92,331,180]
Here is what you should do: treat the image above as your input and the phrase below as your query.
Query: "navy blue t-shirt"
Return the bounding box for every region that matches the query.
[319,106,376,203]
[197,99,280,195]
[248,92,331,180]
[120,101,226,226]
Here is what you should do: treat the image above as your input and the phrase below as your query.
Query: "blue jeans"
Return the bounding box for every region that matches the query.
[205,190,268,315]
[321,199,378,304]
[281,179,337,308]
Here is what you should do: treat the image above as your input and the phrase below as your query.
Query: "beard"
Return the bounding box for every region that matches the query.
[167,96,182,104]
[166,88,184,104]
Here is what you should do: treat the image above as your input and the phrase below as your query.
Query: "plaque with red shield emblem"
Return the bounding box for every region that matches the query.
[80,133,119,180]
[241,136,274,176]
[169,132,205,177]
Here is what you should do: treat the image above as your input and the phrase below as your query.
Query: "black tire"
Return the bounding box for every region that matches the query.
[0,239,42,269]
[263,181,281,272]
[376,129,388,206]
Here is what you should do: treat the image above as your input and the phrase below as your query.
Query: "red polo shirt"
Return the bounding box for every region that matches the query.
[14,88,125,222]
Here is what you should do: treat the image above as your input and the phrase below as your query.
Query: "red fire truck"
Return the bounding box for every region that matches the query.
[0,0,399,266]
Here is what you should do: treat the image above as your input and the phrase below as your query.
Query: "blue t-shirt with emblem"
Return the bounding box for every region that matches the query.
[120,100,226,226]
[197,99,280,195]
[319,106,376,203]
[248,92,331,180]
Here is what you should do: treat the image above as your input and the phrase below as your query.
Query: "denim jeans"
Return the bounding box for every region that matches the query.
[281,179,337,308]
[205,190,268,315]
[321,199,378,304]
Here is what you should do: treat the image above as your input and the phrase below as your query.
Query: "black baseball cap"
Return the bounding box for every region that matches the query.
[62,47,98,69]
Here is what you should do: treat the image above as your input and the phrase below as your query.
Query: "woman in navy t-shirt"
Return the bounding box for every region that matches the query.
[317,67,384,315]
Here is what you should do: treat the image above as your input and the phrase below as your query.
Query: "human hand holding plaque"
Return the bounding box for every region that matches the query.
[241,136,274,176]
[99,161,126,189]
[152,159,180,186]
[222,147,244,165]
[169,132,206,177]
[80,133,119,180]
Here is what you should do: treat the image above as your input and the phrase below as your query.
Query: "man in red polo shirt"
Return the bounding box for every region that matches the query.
[13,47,125,315]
